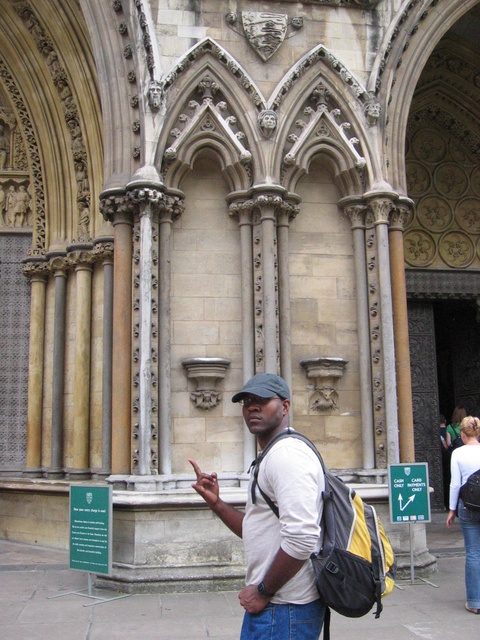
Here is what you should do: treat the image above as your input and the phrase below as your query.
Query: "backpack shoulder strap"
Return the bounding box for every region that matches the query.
[250,429,327,516]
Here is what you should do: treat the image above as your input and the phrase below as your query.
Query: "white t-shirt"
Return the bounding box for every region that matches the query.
[449,444,480,510]
[242,435,325,604]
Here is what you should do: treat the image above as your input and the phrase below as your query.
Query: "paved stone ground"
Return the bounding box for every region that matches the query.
[0,512,478,640]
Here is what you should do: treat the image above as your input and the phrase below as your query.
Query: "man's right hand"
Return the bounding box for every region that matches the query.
[188,459,220,510]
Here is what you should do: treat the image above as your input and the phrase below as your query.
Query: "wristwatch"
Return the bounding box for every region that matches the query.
[257,581,275,598]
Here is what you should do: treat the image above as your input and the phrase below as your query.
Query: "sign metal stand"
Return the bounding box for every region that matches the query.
[388,462,438,588]
[48,484,131,606]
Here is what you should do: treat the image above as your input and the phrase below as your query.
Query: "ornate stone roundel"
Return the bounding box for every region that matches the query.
[456,197,480,235]
[416,196,452,232]
[412,129,446,164]
[434,163,468,199]
[403,230,436,267]
[449,139,476,166]
[439,230,475,268]
[406,161,431,197]
[471,167,480,198]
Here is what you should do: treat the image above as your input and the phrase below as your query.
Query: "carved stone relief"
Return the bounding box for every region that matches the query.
[253,211,265,369]
[364,213,387,468]
[226,12,304,62]
[281,81,365,181]
[0,96,34,233]
[405,98,480,269]
[0,60,44,251]
[162,74,251,179]
[14,1,92,243]
[130,194,160,474]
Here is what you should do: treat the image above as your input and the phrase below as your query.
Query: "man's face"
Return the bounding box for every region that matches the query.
[241,395,289,440]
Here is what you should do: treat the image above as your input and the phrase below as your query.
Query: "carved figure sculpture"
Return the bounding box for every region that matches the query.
[148,80,163,110]
[13,185,30,226]
[5,185,16,225]
[258,109,278,138]
[0,123,9,170]
[0,184,5,224]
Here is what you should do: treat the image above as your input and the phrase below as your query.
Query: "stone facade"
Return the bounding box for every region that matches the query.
[0,0,479,590]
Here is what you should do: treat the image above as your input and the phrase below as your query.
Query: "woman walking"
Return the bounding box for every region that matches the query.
[446,415,480,614]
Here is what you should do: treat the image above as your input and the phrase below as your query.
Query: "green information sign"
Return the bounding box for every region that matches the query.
[388,462,431,524]
[69,485,112,575]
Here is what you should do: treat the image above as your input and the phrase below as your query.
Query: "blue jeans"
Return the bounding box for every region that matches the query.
[458,499,480,609]
[240,599,325,640]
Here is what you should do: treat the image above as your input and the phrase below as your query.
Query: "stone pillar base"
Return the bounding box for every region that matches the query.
[95,563,246,594]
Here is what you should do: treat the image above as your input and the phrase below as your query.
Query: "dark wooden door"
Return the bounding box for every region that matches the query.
[408,301,444,510]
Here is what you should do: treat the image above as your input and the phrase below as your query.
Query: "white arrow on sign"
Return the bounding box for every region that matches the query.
[398,493,416,512]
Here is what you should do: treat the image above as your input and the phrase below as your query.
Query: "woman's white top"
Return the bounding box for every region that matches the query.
[449,444,480,510]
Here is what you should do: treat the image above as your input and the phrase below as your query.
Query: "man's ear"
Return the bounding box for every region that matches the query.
[282,399,291,415]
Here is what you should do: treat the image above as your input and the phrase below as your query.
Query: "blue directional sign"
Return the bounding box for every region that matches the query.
[388,462,431,523]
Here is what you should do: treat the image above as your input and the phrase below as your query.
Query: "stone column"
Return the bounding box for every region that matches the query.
[23,261,48,475]
[257,195,280,373]
[158,193,183,474]
[276,200,298,422]
[229,199,256,469]
[389,199,415,463]
[366,194,400,466]
[94,241,114,476]
[68,248,94,477]
[131,189,160,476]
[100,193,134,475]
[342,201,375,469]
[48,255,68,477]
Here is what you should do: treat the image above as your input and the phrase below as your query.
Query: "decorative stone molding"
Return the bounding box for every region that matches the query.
[300,357,348,412]
[0,59,44,253]
[162,38,265,111]
[182,358,231,410]
[14,1,92,238]
[282,81,365,179]
[163,74,252,174]
[406,269,480,300]
[374,0,442,94]
[270,45,370,112]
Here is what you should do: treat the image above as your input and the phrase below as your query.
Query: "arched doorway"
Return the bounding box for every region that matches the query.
[405,5,480,510]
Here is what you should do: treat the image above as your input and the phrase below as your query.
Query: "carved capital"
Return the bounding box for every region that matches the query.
[99,191,132,223]
[389,200,413,232]
[127,187,164,212]
[91,241,114,265]
[67,248,96,271]
[343,202,367,229]
[158,193,185,223]
[48,256,69,276]
[22,259,49,280]
[367,197,396,225]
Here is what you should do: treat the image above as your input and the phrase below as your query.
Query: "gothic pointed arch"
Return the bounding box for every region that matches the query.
[373,0,479,193]
[0,0,103,250]
[269,47,378,197]
[157,41,263,192]
[81,0,138,191]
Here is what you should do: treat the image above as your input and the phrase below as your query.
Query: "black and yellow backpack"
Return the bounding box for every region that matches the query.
[251,430,396,640]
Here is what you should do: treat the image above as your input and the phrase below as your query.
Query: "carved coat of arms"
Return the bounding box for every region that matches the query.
[242,12,288,61]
